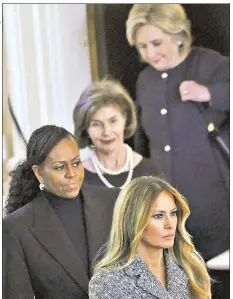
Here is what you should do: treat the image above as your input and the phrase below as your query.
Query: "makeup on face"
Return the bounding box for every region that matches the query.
[87,105,126,153]
[39,138,84,198]
[136,24,182,71]
[140,191,178,250]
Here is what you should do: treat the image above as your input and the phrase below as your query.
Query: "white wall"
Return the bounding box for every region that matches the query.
[3,3,92,160]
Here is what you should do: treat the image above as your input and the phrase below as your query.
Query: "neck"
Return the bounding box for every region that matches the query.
[95,144,127,171]
[170,49,190,69]
[137,245,165,269]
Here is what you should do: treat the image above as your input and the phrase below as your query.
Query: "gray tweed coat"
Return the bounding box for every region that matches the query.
[89,255,189,299]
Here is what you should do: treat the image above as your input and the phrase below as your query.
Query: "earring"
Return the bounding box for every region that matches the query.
[39,183,45,190]
[178,40,183,47]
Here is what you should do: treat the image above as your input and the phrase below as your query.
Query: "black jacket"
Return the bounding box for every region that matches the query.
[3,185,120,299]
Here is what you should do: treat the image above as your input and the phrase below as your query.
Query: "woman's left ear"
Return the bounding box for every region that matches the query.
[32,165,43,185]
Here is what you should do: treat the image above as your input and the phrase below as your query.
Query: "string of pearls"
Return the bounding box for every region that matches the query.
[90,144,134,189]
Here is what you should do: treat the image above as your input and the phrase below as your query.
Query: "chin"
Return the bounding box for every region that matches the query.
[163,241,175,248]
[64,189,81,199]
[152,64,168,71]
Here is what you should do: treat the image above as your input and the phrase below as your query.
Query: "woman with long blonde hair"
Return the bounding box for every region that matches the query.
[89,176,211,299]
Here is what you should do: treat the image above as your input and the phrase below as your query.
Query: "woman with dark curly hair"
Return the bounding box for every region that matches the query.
[3,125,120,299]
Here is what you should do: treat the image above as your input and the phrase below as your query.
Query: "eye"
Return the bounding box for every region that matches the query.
[110,118,117,124]
[170,210,178,217]
[90,122,100,128]
[152,41,162,47]
[73,161,81,167]
[54,165,65,171]
[153,214,163,220]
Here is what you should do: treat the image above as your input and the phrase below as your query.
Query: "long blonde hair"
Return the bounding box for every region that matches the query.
[94,176,211,299]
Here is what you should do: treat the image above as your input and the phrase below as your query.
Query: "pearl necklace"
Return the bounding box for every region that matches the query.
[90,144,134,189]
[92,144,130,175]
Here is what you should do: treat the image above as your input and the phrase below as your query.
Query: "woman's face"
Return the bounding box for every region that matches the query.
[34,138,84,198]
[135,24,181,71]
[140,191,178,250]
[87,105,126,154]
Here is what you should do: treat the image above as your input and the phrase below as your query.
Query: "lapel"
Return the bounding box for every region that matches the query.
[124,255,170,299]
[81,183,121,270]
[29,194,89,294]
[166,256,189,298]
[124,255,188,299]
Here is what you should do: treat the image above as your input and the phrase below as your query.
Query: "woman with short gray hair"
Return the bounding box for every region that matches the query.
[73,78,161,189]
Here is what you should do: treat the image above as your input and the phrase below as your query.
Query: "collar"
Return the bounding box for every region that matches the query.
[124,254,189,298]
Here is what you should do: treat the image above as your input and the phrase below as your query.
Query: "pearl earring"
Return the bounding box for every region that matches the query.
[39,183,45,191]
[178,40,183,46]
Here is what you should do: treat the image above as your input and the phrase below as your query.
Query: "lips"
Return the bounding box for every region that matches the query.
[66,182,77,189]
[101,139,115,144]
[163,234,175,239]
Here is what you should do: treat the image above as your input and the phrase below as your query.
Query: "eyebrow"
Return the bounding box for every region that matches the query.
[154,208,177,213]
[51,155,81,165]
[91,115,118,122]
[137,39,162,45]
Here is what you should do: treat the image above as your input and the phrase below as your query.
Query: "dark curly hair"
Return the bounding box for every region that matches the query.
[5,125,75,215]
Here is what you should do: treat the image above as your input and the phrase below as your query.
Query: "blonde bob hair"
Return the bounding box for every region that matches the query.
[73,78,137,148]
[94,176,211,299]
[126,4,192,54]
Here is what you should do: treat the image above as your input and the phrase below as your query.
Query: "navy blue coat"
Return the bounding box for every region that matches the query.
[135,47,229,260]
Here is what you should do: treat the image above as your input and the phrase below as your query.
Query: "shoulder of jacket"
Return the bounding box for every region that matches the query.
[3,195,40,229]
[137,65,155,82]
[192,46,228,64]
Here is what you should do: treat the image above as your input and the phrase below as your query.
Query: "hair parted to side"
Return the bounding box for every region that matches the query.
[126,4,192,54]
[5,125,76,215]
[94,176,211,299]
[73,78,137,148]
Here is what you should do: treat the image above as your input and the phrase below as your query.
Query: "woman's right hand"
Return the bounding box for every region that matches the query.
[179,80,211,103]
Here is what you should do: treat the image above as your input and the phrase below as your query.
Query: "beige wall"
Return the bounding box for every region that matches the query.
[3,32,13,161]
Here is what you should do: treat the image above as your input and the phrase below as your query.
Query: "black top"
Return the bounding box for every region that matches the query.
[45,190,89,275]
[84,157,163,188]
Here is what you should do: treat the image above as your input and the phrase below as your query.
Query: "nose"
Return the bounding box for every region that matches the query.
[103,123,111,136]
[145,44,155,60]
[164,216,173,229]
[65,165,76,178]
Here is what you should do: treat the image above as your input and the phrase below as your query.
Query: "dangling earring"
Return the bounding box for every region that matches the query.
[39,183,45,191]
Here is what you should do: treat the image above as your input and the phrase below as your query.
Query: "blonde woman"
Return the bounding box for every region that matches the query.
[126,4,229,298]
[89,176,211,299]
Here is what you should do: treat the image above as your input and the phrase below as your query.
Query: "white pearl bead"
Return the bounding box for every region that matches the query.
[164,145,171,152]
[90,144,134,189]
[161,72,168,79]
[160,108,167,115]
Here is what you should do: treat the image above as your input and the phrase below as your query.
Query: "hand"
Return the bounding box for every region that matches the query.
[179,80,211,103]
